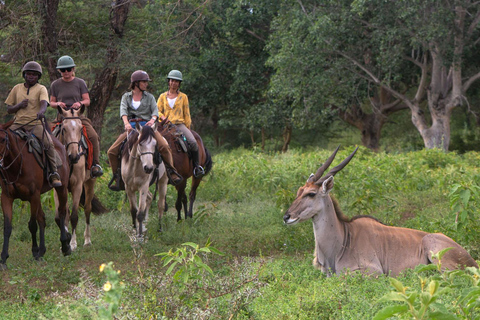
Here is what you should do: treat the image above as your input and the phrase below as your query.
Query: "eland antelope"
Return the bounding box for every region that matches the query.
[283,147,478,276]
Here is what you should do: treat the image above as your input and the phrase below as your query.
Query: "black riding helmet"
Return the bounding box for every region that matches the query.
[22,61,43,80]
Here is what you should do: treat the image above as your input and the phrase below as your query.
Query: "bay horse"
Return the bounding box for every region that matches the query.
[0,120,71,270]
[121,123,168,236]
[55,107,108,250]
[159,123,212,220]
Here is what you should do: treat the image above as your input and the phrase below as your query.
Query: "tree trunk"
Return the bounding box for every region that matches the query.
[87,0,130,138]
[282,124,292,152]
[336,88,407,152]
[261,127,265,151]
[37,0,59,82]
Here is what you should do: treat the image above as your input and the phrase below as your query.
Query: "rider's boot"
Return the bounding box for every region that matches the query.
[108,172,122,191]
[191,149,205,178]
[165,163,183,186]
[91,161,104,178]
[49,172,62,188]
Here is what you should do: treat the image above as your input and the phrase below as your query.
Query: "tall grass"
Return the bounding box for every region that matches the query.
[0,146,479,319]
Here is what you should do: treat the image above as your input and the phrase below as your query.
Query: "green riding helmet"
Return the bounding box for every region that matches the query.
[22,61,43,79]
[167,70,183,81]
[56,55,76,69]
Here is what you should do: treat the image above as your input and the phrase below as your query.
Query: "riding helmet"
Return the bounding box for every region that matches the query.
[22,61,43,79]
[56,55,76,69]
[167,70,183,81]
[131,70,151,83]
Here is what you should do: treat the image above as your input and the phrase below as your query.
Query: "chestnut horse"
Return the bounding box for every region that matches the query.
[55,107,108,250]
[0,120,71,270]
[159,123,212,220]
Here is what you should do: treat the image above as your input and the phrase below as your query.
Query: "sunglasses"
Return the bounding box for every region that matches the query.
[59,68,72,73]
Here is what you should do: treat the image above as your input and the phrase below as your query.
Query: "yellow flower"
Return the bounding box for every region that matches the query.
[103,281,112,291]
[99,263,106,272]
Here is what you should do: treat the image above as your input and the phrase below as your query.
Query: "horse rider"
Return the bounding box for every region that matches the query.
[4,61,62,187]
[49,55,103,178]
[107,70,183,191]
[157,70,205,178]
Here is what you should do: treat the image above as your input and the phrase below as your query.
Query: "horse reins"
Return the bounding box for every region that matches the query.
[0,129,27,194]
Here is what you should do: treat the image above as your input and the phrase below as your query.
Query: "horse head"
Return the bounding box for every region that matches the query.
[60,107,84,164]
[135,123,157,174]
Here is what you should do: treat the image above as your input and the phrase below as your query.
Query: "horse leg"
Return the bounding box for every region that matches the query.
[1,194,14,269]
[69,183,82,251]
[28,208,39,259]
[175,185,186,221]
[83,180,95,247]
[157,173,168,232]
[28,194,45,260]
[55,185,72,256]
[126,189,138,230]
[187,178,202,219]
[136,186,151,237]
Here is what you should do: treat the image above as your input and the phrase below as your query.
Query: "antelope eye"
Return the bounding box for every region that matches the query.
[305,192,316,198]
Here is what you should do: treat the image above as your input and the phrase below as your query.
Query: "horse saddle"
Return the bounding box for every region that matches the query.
[13,130,63,170]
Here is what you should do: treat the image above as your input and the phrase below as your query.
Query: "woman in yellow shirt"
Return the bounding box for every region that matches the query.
[156,70,204,177]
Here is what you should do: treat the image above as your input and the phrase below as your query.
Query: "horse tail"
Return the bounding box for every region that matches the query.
[79,187,109,215]
[203,147,213,175]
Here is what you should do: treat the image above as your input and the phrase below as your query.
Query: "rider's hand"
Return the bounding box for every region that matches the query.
[146,119,155,127]
[57,102,67,109]
[124,123,133,132]
[72,102,81,110]
[18,99,29,109]
[36,111,45,119]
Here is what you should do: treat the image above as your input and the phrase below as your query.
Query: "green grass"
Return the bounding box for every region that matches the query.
[0,146,479,319]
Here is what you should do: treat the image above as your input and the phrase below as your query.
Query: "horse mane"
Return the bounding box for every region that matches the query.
[331,194,383,224]
[122,131,138,162]
[122,125,155,162]
[138,125,155,145]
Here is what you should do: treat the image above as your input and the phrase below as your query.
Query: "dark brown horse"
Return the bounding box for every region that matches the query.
[0,121,71,270]
[159,123,212,220]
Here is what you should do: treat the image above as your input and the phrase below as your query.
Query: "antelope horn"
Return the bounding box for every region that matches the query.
[308,146,340,183]
[315,146,359,185]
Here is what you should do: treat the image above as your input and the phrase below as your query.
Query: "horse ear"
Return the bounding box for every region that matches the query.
[151,122,157,131]
[136,122,143,132]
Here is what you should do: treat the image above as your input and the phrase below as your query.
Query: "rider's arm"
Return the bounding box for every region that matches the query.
[6,100,28,114]
[37,100,48,118]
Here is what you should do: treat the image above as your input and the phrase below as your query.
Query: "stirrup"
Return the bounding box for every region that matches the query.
[193,165,205,178]
[91,164,104,178]
[48,172,62,187]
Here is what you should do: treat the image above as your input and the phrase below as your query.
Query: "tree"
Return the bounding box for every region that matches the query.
[268,0,480,151]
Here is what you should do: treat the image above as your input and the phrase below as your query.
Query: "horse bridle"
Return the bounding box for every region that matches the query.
[61,116,86,164]
[0,129,26,186]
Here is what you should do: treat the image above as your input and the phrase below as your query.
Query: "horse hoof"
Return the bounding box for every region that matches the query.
[0,263,7,271]
[62,246,72,256]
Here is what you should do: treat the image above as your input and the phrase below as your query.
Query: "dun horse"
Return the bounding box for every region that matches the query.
[122,123,168,236]
[283,146,478,276]
[0,121,71,269]
[56,107,108,250]
[159,123,212,220]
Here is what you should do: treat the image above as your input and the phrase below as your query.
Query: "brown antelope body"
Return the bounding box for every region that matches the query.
[283,147,478,276]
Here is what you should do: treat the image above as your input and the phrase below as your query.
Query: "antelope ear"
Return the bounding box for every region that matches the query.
[321,176,334,194]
